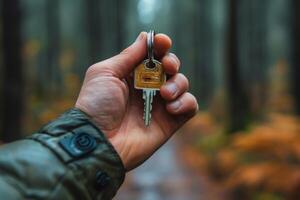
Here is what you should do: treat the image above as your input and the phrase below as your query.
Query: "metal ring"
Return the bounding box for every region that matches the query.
[147,30,155,61]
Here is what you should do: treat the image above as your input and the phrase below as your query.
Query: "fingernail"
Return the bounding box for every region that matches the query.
[165,83,177,96]
[169,100,181,111]
[135,32,144,42]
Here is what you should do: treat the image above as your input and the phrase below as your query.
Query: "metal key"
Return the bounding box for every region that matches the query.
[143,89,156,126]
[134,30,166,126]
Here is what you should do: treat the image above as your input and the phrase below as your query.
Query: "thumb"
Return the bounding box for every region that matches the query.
[104,32,147,78]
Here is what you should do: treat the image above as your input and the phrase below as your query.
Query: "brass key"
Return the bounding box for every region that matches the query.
[134,30,166,126]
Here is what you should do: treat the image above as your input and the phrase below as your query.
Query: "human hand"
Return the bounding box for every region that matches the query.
[75,32,198,170]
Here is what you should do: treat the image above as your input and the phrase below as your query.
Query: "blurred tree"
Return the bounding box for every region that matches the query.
[171,0,197,99]
[87,0,102,63]
[0,0,23,142]
[0,2,2,136]
[225,0,250,133]
[46,0,61,93]
[291,0,300,115]
[239,0,269,117]
[116,0,125,51]
[193,0,214,107]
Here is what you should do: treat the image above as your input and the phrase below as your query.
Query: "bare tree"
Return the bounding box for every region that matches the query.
[0,0,23,142]
[116,0,125,51]
[291,0,300,114]
[46,0,61,92]
[225,0,250,133]
[86,0,102,63]
[193,0,214,106]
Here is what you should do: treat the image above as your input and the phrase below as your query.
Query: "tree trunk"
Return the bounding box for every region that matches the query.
[194,0,214,107]
[87,0,102,63]
[247,0,268,116]
[225,0,249,133]
[116,0,124,51]
[0,0,23,142]
[46,0,61,93]
[291,0,300,114]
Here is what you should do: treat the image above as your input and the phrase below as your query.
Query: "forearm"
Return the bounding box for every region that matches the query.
[0,109,125,200]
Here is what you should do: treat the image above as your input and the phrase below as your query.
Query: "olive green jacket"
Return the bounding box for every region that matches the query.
[0,109,125,199]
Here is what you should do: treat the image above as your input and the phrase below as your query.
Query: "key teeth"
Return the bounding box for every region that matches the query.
[142,89,155,126]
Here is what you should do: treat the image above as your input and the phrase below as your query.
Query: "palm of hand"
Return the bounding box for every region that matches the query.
[77,68,181,170]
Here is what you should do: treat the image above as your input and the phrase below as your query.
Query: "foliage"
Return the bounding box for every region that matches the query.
[23,73,81,134]
[181,113,300,200]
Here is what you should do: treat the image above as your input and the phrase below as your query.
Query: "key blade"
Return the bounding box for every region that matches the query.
[143,90,150,126]
[144,90,156,126]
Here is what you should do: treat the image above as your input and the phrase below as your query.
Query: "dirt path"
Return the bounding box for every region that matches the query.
[114,136,224,200]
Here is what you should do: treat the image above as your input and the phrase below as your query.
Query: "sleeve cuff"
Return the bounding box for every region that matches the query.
[29,108,125,199]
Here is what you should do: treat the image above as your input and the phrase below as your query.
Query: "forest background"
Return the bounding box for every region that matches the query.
[1,0,300,199]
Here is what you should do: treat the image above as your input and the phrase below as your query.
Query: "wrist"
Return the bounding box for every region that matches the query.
[73,107,128,167]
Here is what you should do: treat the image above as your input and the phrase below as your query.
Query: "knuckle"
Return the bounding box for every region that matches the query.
[184,92,193,101]
[118,50,135,67]
[120,46,132,56]
[184,92,198,108]
[169,53,180,65]
[188,93,199,111]
[176,73,189,89]
[86,64,97,76]
[177,73,187,80]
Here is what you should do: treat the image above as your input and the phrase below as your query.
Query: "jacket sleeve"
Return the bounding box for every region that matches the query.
[0,108,125,200]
